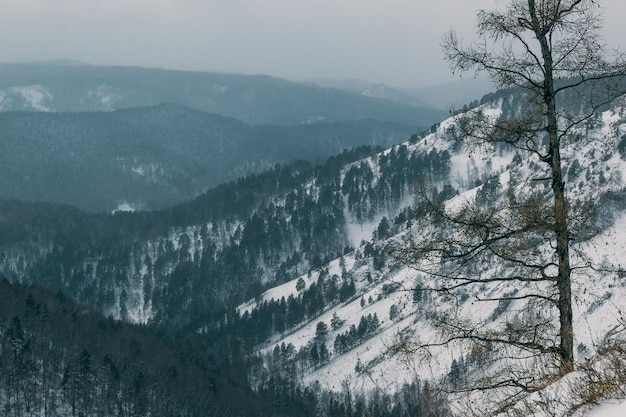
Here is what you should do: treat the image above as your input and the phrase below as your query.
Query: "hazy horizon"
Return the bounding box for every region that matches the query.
[1,0,625,89]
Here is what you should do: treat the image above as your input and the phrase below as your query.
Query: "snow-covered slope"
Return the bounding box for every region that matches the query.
[588,400,626,417]
[238,95,626,415]
[2,83,625,415]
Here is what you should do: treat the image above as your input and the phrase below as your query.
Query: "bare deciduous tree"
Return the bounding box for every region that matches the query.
[394,0,626,408]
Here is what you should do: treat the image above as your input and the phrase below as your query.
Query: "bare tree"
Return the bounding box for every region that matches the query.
[394,0,626,405]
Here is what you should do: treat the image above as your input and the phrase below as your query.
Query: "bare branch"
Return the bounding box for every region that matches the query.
[393,1,626,412]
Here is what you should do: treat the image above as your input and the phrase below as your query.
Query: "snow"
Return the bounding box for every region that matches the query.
[362,84,386,99]
[601,106,623,138]
[344,216,376,247]
[260,262,446,392]
[444,186,478,215]
[112,202,137,213]
[343,191,414,247]
[213,84,228,93]
[238,256,357,316]
[9,85,51,111]
[231,94,626,415]
[448,145,514,190]
[0,85,614,412]
[130,162,166,184]
[587,400,626,417]
[87,84,123,110]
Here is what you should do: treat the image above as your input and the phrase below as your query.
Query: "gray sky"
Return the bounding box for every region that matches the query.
[1,0,624,88]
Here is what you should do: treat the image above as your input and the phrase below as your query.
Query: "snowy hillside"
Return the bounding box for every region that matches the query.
[238,95,626,415]
[2,84,626,416]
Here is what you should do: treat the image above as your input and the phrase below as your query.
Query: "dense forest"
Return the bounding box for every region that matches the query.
[0,141,451,328]
[0,277,274,416]
[0,275,449,416]
[0,106,418,211]
[0,138,454,416]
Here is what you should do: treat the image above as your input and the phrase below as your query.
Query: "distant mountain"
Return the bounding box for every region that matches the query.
[0,103,416,212]
[3,86,626,415]
[308,77,493,111]
[0,62,446,126]
[309,78,436,109]
[402,77,494,110]
[0,62,447,212]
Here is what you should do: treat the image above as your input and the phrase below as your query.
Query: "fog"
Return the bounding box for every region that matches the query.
[1,0,624,88]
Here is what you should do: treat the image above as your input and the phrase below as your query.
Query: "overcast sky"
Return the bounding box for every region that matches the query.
[1,0,624,88]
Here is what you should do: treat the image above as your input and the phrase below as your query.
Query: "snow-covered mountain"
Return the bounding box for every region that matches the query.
[309,78,437,109]
[0,62,445,126]
[2,86,626,415]
[0,62,447,212]
[235,92,626,415]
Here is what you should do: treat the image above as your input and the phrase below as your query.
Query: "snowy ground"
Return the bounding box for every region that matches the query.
[238,96,626,416]
[587,400,626,417]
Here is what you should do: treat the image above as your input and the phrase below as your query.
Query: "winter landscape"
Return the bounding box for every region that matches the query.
[1,1,626,416]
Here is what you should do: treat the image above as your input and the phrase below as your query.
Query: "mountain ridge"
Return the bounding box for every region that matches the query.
[0,103,416,211]
[0,62,446,126]
[2,87,626,415]
[0,62,448,212]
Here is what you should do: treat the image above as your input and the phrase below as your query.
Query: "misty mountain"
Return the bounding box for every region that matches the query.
[0,103,417,212]
[310,76,493,111]
[309,78,435,108]
[0,137,446,321]
[2,87,626,415]
[403,77,494,110]
[0,62,446,126]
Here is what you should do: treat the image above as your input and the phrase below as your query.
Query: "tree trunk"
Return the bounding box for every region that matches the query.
[552,139,574,374]
[530,0,574,373]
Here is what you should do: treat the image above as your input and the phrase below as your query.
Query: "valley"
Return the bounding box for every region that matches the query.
[1,62,626,416]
